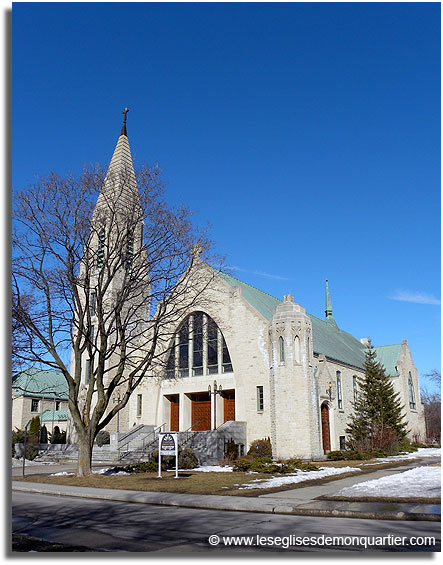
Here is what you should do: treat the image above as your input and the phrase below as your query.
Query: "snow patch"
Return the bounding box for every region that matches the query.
[187,465,233,472]
[336,466,441,498]
[374,447,441,463]
[238,466,361,490]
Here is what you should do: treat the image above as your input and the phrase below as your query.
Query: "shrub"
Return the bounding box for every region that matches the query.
[124,461,160,473]
[24,444,39,460]
[233,456,253,472]
[51,426,66,444]
[96,430,110,447]
[284,459,320,472]
[150,449,175,469]
[178,448,199,470]
[224,439,238,461]
[327,450,369,461]
[12,429,24,457]
[247,437,272,459]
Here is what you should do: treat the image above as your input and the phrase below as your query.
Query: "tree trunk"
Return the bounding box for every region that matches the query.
[77,435,93,476]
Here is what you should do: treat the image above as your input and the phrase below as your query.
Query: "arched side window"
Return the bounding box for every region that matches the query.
[353,375,358,402]
[408,372,416,409]
[294,336,301,364]
[307,337,310,360]
[336,371,343,409]
[165,312,233,378]
[279,336,285,363]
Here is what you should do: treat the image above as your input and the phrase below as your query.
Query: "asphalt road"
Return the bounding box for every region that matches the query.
[11,492,440,553]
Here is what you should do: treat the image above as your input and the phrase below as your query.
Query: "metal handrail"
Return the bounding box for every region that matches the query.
[215,420,232,431]
[141,423,166,451]
[117,424,146,448]
[179,420,203,447]
[119,423,167,459]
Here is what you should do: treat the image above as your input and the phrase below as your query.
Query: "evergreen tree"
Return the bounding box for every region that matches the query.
[28,415,40,443]
[346,345,408,451]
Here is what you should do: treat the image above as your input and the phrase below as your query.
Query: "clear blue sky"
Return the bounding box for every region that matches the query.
[13,3,440,390]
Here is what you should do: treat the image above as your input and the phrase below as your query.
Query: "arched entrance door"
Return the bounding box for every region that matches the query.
[321,403,331,453]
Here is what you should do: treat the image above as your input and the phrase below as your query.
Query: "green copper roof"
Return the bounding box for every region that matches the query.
[12,367,68,400]
[216,270,282,320]
[371,344,402,377]
[215,269,401,371]
[40,409,68,422]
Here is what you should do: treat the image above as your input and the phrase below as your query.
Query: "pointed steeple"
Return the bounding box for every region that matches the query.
[95,109,138,215]
[325,279,337,327]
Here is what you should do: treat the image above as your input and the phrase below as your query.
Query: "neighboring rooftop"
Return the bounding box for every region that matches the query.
[40,409,68,422]
[215,269,401,374]
[12,367,68,400]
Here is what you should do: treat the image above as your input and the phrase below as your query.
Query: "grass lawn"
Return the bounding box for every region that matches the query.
[12,458,430,497]
[13,470,271,496]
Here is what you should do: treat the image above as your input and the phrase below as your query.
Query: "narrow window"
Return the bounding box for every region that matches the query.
[307,337,310,359]
[408,372,416,409]
[55,401,61,411]
[96,228,105,268]
[166,341,176,379]
[192,312,203,376]
[257,386,264,412]
[178,320,189,378]
[222,335,233,373]
[31,398,39,412]
[85,359,92,385]
[90,325,95,347]
[207,317,218,374]
[353,375,358,402]
[339,436,346,450]
[126,231,134,273]
[336,371,343,409]
[90,292,97,317]
[294,336,300,363]
[137,394,142,417]
[279,336,285,363]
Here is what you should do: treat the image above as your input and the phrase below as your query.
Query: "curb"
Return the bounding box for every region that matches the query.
[12,482,441,522]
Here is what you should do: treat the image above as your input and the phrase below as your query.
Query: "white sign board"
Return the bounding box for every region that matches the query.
[158,432,178,478]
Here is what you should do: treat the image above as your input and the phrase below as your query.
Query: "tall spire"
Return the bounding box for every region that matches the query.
[325,279,337,326]
[94,109,137,216]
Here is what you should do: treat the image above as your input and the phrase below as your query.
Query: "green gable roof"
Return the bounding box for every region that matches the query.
[216,270,282,320]
[215,269,400,372]
[12,367,68,400]
[372,344,402,377]
[40,409,68,422]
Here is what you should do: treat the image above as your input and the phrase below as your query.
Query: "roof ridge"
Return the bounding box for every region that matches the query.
[372,343,402,349]
[214,269,283,302]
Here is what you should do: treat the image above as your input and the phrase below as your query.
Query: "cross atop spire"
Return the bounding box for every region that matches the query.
[120,107,129,137]
[325,279,337,327]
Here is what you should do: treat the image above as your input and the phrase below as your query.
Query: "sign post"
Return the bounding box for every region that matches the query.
[158,432,179,479]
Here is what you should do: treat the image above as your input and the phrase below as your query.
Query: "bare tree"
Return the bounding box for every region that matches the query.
[12,163,222,475]
[421,370,441,443]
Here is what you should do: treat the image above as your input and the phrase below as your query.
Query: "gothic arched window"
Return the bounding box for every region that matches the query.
[294,336,300,364]
[165,312,233,378]
[279,336,285,363]
[336,371,343,409]
[408,372,416,409]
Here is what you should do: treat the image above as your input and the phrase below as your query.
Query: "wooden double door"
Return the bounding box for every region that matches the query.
[191,392,211,431]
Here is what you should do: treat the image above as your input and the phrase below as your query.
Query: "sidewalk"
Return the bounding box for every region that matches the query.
[12,458,441,522]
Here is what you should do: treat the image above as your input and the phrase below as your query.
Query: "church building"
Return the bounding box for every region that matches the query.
[70,114,426,460]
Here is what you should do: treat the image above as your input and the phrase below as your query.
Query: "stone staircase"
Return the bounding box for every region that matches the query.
[33,421,247,467]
